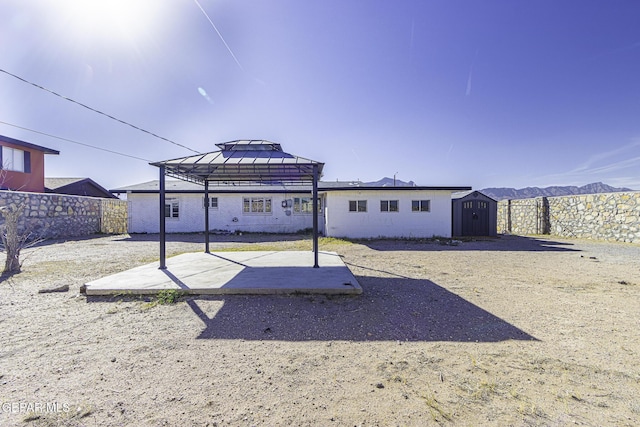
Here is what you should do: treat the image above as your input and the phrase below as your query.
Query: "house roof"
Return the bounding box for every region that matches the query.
[321,181,471,192]
[150,140,324,184]
[112,180,471,194]
[45,178,87,189]
[111,180,316,194]
[0,134,60,155]
[45,177,116,198]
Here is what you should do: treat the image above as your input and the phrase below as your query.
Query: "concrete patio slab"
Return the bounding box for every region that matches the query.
[84,251,362,296]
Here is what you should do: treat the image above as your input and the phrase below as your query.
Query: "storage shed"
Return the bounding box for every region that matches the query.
[452,191,497,237]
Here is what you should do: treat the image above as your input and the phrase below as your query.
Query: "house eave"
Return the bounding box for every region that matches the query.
[112,185,473,195]
[0,134,60,155]
[320,186,472,192]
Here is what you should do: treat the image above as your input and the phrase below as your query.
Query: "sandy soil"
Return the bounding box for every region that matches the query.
[1,233,639,426]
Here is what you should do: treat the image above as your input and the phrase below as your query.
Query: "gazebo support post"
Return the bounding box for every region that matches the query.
[159,165,166,269]
[313,164,319,268]
[204,180,210,253]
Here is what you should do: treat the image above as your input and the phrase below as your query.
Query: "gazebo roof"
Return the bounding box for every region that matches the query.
[150,140,324,185]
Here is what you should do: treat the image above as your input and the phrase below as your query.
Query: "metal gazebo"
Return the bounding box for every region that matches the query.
[150,140,325,269]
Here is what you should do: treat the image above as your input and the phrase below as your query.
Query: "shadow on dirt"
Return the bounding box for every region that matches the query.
[178,275,537,343]
[115,232,312,244]
[114,233,580,253]
[356,235,580,252]
[29,233,580,254]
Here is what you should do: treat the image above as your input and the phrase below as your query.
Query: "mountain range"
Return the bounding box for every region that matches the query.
[364,178,634,201]
[365,177,416,187]
[480,182,634,201]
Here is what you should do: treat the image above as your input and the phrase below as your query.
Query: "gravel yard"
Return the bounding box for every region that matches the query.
[1,233,639,426]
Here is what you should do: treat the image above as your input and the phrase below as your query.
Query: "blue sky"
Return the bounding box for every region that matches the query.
[1,0,639,191]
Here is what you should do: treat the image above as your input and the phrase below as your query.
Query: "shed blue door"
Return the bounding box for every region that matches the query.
[462,200,489,236]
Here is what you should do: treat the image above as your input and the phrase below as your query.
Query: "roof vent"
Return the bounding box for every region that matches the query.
[216,140,283,151]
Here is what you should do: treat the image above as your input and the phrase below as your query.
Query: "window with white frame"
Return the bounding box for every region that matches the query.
[203,197,218,209]
[348,200,367,212]
[1,146,29,173]
[380,200,399,212]
[243,197,272,214]
[293,197,322,214]
[411,200,430,212]
[164,198,179,218]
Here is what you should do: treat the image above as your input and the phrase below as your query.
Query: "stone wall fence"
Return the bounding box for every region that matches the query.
[0,190,128,239]
[498,191,640,243]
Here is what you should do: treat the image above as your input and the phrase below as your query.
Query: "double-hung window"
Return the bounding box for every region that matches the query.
[1,147,30,173]
[348,200,367,212]
[243,197,272,214]
[203,197,218,209]
[411,200,430,212]
[380,200,399,212]
[294,197,322,214]
[164,198,179,218]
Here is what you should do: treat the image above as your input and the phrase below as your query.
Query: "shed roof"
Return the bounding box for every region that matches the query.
[452,190,497,202]
[150,140,324,184]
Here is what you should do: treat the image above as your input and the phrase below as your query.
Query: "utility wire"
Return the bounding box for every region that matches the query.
[0,68,201,154]
[193,0,245,72]
[0,120,152,162]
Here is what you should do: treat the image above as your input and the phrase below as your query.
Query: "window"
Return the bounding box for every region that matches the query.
[1,146,29,173]
[478,201,487,209]
[294,197,322,214]
[380,200,399,212]
[463,201,473,209]
[349,200,367,212]
[243,197,272,214]
[411,200,430,212]
[164,198,179,218]
[203,197,218,209]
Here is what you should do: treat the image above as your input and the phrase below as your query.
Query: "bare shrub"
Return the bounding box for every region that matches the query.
[0,196,43,275]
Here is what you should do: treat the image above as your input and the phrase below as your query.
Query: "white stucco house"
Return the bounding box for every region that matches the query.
[112,179,471,239]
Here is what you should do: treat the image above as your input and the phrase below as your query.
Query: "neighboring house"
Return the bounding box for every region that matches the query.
[112,180,471,238]
[45,177,116,199]
[0,134,59,192]
[451,190,498,237]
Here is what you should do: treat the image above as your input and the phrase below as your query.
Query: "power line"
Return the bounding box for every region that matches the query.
[0,68,201,155]
[193,0,245,72]
[0,120,152,162]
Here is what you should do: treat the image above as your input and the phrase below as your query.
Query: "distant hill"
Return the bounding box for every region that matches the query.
[481,182,634,201]
[365,177,416,187]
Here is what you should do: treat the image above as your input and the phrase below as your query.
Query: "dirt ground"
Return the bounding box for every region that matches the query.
[0,233,639,426]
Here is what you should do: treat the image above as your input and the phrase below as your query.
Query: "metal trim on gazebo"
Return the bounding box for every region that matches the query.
[150,140,325,269]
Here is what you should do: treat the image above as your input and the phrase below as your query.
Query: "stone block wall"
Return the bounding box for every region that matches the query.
[498,191,640,243]
[497,198,546,235]
[0,190,128,239]
[100,198,128,234]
